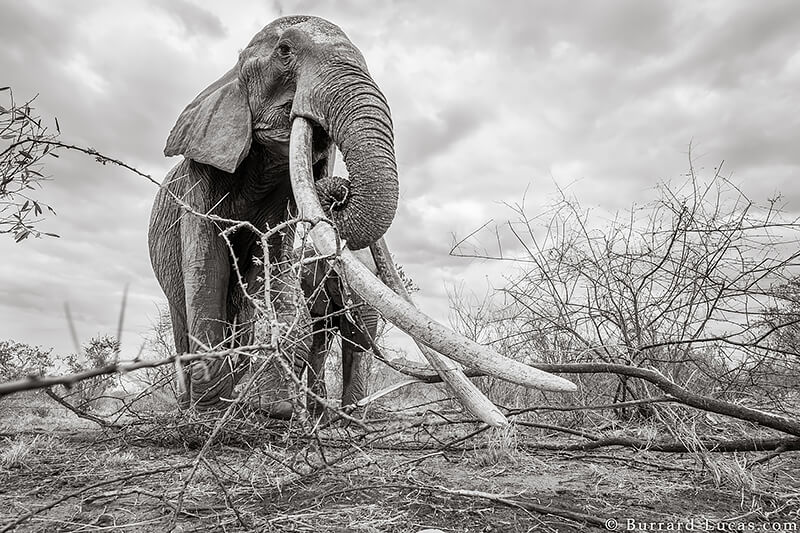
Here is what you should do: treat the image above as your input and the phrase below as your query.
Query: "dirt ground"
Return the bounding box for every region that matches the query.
[1,405,799,532]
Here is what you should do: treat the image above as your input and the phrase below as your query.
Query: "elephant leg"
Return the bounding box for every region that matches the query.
[306,320,330,418]
[180,175,235,409]
[254,222,314,419]
[340,308,377,407]
[169,303,191,409]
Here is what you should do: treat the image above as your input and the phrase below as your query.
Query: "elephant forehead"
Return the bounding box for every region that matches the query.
[292,19,349,45]
[250,16,349,48]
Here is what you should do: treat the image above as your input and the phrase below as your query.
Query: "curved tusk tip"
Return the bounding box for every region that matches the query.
[487,413,510,428]
[556,378,579,393]
[537,373,579,393]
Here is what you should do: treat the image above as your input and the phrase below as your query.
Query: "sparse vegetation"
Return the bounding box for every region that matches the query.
[0,340,54,381]
[61,335,119,411]
[1,90,799,531]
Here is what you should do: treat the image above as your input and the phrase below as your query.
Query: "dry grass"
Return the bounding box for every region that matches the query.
[0,435,55,469]
[1,398,798,532]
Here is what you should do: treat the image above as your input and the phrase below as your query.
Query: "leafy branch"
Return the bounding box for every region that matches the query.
[0,87,61,241]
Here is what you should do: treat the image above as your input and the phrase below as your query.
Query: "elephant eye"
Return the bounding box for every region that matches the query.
[276,42,292,58]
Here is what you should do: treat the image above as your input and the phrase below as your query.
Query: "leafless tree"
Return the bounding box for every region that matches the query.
[451,156,800,427]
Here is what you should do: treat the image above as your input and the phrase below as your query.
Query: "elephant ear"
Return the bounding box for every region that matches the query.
[164,67,252,174]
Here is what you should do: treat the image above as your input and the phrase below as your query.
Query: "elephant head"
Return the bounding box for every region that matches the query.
[164,15,397,250]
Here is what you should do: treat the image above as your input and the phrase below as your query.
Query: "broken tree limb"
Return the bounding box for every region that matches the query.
[380,357,800,438]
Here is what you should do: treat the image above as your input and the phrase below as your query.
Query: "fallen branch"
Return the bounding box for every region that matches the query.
[537,362,800,437]
[0,346,263,398]
[395,411,800,455]
[522,433,800,453]
[749,445,790,466]
[314,481,605,527]
[505,396,678,416]
[43,388,119,429]
[0,463,193,533]
[381,358,800,437]
[420,484,607,527]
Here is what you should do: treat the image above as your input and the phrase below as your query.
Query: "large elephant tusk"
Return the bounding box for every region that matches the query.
[289,118,577,396]
[369,238,509,426]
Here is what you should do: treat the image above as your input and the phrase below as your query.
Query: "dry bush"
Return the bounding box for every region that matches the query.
[450,160,800,435]
[0,340,54,381]
[60,336,119,411]
[0,434,56,469]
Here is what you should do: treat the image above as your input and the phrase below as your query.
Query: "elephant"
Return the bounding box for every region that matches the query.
[148,15,576,425]
[299,245,380,412]
[149,15,397,411]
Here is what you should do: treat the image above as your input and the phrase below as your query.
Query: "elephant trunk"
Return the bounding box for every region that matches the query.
[310,65,398,250]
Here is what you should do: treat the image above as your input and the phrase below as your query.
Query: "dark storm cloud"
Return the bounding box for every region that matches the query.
[395,102,486,171]
[151,0,227,39]
[673,2,800,89]
[0,1,798,353]
[0,1,88,62]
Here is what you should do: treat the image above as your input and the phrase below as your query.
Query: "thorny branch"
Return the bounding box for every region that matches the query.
[377,357,800,437]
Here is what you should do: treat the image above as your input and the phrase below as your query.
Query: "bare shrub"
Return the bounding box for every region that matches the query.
[61,336,119,411]
[0,340,56,416]
[0,340,54,381]
[450,159,800,432]
[128,306,181,410]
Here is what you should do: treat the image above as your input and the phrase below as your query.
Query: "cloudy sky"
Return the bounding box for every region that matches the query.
[1,0,798,362]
